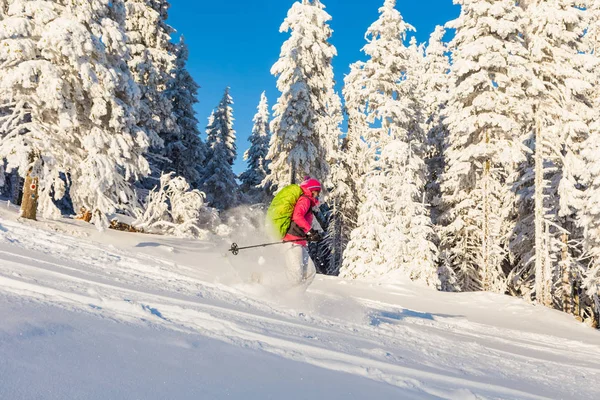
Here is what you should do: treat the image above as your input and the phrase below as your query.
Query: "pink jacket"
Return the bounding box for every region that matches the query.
[283,185,319,247]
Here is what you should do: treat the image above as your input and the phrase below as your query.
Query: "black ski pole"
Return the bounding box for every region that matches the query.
[229,238,306,255]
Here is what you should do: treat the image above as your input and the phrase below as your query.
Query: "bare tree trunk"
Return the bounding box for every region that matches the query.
[20,169,39,221]
[482,158,491,291]
[10,172,24,205]
[573,279,582,322]
[290,163,296,185]
[561,233,572,314]
[481,129,492,291]
[534,112,549,306]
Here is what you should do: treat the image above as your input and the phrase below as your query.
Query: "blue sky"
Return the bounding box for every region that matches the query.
[167,0,460,174]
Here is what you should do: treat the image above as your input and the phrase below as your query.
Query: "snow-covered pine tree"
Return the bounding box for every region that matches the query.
[580,129,600,325]
[322,63,373,277]
[264,0,343,189]
[418,26,457,289]
[339,0,438,286]
[0,0,13,199]
[322,159,353,275]
[123,0,176,177]
[239,91,271,202]
[577,0,600,326]
[201,89,239,210]
[0,0,150,226]
[324,94,356,275]
[163,36,205,189]
[421,26,450,224]
[340,166,390,279]
[512,0,593,307]
[383,141,440,286]
[205,87,236,167]
[0,0,7,191]
[341,61,370,203]
[439,0,532,293]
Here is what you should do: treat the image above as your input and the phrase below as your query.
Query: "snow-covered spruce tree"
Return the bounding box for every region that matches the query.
[418,27,456,289]
[384,141,439,286]
[0,2,25,205]
[324,96,358,275]
[264,0,343,189]
[341,144,438,284]
[239,91,271,202]
[421,26,451,224]
[0,0,149,226]
[580,122,600,327]
[323,63,373,277]
[0,0,7,184]
[321,163,352,275]
[405,35,428,166]
[201,90,239,210]
[339,0,438,286]
[439,0,532,293]
[340,166,390,279]
[163,36,205,189]
[123,0,176,178]
[512,0,593,307]
[341,61,370,206]
[576,1,600,326]
[205,87,236,167]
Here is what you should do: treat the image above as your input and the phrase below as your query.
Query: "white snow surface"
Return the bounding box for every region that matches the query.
[0,203,599,400]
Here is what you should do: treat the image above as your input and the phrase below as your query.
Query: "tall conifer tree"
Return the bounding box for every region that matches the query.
[512,0,592,306]
[265,0,343,189]
[440,0,532,292]
[240,92,271,201]
[0,0,150,225]
[202,89,239,210]
[164,36,205,189]
[340,0,437,286]
[124,0,176,176]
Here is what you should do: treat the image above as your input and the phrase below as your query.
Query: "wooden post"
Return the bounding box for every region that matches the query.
[20,172,39,220]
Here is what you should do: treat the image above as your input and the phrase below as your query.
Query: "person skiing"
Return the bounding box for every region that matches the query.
[280,177,323,289]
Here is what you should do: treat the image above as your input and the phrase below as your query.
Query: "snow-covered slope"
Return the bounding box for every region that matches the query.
[0,204,598,400]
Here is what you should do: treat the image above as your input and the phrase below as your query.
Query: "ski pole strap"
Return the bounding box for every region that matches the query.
[228,238,306,255]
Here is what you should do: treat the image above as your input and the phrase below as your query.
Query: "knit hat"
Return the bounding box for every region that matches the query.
[300,177,321,192]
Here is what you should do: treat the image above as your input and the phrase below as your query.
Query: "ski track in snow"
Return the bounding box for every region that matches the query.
[1,215,600,399]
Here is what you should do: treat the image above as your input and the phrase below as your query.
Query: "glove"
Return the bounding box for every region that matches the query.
[306,229,323,242]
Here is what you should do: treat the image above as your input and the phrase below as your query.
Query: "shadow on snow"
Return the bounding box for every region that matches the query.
[369,308,460,327]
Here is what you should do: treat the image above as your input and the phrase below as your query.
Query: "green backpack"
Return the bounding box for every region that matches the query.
[266,184,305,239]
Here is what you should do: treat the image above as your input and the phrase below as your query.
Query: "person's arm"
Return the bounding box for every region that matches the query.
[291,196,312,234]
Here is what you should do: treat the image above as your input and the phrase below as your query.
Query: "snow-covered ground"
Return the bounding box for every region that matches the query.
[0,203,599,400]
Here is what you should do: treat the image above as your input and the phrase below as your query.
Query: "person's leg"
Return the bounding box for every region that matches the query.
[284,243,304,286]
[283,244,317,291]
[301,246,316,286]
